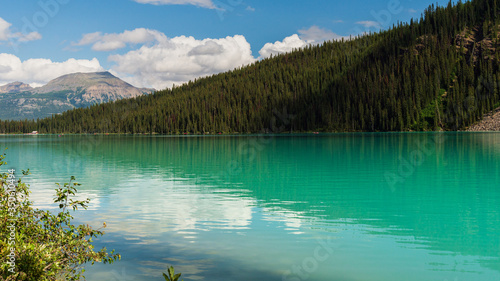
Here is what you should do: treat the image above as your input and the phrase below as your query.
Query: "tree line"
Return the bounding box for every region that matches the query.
[1,0,499,134]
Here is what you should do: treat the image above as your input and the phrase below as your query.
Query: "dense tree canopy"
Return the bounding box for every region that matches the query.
[1,0,499,134]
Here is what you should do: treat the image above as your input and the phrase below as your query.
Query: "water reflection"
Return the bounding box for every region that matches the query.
[1,133,499,280]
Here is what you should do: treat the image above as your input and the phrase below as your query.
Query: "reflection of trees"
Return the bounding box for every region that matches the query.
[5,133,500,272]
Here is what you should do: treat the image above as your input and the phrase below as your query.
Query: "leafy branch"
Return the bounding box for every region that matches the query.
[0,152,120,281]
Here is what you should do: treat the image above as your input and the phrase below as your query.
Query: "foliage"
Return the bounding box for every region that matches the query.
[0,151,120,281]
[1,0,500,133]
[163,266,183,281]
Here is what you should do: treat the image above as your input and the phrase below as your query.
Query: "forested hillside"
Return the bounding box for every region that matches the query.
[1,0,499,134]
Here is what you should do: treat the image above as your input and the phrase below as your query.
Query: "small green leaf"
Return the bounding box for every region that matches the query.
[168,266,175,277]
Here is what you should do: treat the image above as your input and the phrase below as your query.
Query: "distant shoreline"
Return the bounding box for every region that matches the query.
[1,130,500,136]
[3,106,500,136]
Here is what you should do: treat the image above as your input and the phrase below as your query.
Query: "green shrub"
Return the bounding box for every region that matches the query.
[0,151,120,280]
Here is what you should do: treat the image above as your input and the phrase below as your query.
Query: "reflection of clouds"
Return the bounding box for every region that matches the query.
[5,134,500,281]
[261,202,311,235]
[93,177,256,240]
[28,181,101,211]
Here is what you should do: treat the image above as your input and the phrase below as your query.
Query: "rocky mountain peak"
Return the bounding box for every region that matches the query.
[0,71,154,120]
[0,82,33,94]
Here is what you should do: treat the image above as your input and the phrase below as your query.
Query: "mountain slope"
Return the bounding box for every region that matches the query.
[31,72,151,103]
[1,0,499,133]
[0,72,153,120]
[0,82,33,94]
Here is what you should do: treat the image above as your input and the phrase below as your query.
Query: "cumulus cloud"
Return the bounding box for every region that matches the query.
[258,26,346,59]
[0,17,41,43]
[109,34,256,90]
[75,28,166,51]
[72,25,346,89]
[356,21,382,29]
[0,22,352,92]
[258,34,308,59]
[133,0,215,9]
[0,53,103,87]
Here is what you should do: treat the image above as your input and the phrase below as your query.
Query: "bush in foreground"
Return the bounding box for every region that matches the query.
[0,151,120,280]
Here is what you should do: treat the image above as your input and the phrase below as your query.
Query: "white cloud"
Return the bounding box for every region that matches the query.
[109,34,256,90]
[246,6,255,12]
[356,21,382,29]
[71,25,346,89]
[0,53,104,87]
[16,32,42,42]
[75,32,102,46]
[0,17,41,43]
[75,28,166,51]
[258,26,346,59]
[133,0,215,9]
[258,34,308,59]
[0,18,11,41]
[409,8,418,13]
[298,25,347,44]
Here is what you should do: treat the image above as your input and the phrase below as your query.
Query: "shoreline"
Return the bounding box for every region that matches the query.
[3,107,500,136]
[1,131,500,136]
[466,106,500,132]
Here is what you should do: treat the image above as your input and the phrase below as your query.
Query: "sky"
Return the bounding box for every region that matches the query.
[0,0,444,90]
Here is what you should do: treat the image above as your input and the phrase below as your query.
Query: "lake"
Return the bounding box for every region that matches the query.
[1,133,499,281]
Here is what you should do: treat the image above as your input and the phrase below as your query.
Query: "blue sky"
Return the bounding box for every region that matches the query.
[0,0,445,89]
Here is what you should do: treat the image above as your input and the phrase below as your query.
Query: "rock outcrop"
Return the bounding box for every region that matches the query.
[466,107,500,131]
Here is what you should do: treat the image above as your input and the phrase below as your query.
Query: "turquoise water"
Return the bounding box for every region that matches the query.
[1,133,500,281]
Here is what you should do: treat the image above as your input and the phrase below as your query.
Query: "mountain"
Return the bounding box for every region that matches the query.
[31,72,152,103]
[1,0,499,133]
[0,82,33,94]
[0,72,153,120]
